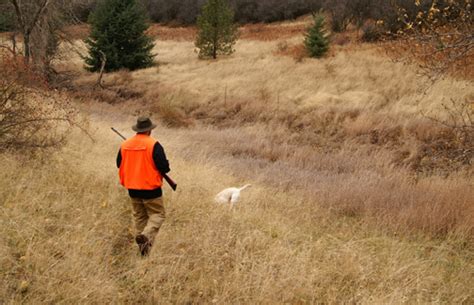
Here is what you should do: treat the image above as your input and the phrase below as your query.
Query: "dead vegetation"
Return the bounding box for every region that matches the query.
[67,64,472,176]
[1,112,472,304]
[1,20,472,304]
[63,74,473,240]
[54,26,473,242]
[0,54,81,151]
[240,22,309,41]
[56,20,312,43]
[60,31,473,177]
[175,93,473,175]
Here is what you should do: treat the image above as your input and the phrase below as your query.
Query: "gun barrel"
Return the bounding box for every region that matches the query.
[111,127,127,140]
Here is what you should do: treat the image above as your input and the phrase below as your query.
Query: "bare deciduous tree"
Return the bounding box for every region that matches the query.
[395,0,473,78]
[6,0,78,77]
[10,0,51,62]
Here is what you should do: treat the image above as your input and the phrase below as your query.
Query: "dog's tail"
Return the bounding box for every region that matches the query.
[239,184,252,191]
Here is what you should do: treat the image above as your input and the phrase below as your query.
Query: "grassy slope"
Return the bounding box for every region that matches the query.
[1,22,473,303]
[1,110,473,304]
[66,33,473,174]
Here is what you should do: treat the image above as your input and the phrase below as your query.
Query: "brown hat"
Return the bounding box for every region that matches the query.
[132,116,157,133]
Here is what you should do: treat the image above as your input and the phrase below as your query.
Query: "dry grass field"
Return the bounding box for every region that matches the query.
[1,21,473,304]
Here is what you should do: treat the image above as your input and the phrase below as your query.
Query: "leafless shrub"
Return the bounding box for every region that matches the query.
[417,99,474,169]
[324,0,352,32]
[0,55,83,151]
[377,1,473,171]
[391,0,473,79]
[63,0,96,22]
[361,22,383,42]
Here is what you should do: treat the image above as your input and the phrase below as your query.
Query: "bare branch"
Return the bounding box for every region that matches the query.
[25,0,51,35]
[0,45,16,56]
[10,0,25,30]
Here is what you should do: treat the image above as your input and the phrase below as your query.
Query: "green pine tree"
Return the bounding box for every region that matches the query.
[195,0,238,59]
[304,14,330,58]
[84,0,155,72]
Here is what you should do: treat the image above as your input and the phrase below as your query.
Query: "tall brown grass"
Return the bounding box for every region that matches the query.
[59,23,473,236]
[1,23,472,304]
[60,29,473,234]
[1,114,472,304]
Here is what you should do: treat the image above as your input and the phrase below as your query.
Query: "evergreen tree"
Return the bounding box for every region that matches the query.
[85,0,155,72]
[304,14,330,58]
[195,0,238,59]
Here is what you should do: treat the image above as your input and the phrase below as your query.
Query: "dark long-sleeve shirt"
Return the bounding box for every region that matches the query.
[117,142,170,199]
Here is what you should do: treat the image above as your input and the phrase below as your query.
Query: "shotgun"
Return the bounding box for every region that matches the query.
[111,127,178,191]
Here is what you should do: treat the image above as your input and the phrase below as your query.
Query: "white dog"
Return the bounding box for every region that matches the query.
[215,184,251,207]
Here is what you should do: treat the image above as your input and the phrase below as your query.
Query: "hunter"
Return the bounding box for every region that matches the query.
[116,117,170,256]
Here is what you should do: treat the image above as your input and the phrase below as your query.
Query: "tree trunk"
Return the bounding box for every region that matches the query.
[96,51,107,89]
[11,33,17,56]
[10,0,51,64]
[23,33,30,63]
[212,35,217,59]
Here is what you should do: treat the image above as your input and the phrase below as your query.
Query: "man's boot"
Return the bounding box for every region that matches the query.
[135,234,151,256]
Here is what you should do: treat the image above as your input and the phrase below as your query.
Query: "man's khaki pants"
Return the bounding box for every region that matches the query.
[130,197,166,244]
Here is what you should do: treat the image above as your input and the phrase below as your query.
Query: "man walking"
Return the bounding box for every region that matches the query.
[116,117,170,256]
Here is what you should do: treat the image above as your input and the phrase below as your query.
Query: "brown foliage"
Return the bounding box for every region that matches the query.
[0,54,79,151]
[103,22,310,43]
[60,27,472,240]
[139,85,472,178]
[387,0,473,80]
[273,41,308,61]
[240,22,308,41]
[146,24,197,41]
[180,115,474,240]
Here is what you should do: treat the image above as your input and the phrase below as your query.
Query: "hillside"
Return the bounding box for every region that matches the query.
[1,21,473,304]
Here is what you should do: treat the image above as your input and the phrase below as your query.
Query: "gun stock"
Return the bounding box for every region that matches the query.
[163,174,177,191]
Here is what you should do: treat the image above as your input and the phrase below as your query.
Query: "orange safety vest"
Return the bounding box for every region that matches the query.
[119,134,163,190]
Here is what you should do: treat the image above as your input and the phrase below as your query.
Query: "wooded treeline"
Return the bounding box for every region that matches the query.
[0,0,443,30]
